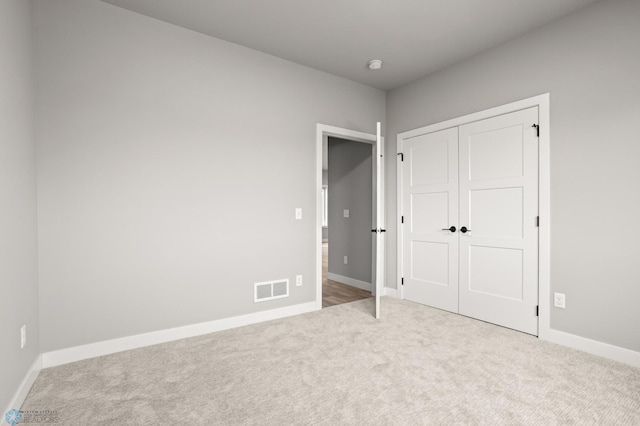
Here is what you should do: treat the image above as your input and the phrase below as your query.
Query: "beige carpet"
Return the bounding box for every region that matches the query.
[23,297,640,425]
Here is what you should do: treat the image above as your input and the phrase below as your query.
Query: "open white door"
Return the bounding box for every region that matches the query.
[374,122,384,319]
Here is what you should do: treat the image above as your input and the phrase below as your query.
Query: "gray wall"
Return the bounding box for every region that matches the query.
[0,0,40,411]
[34,0,385,352]
[327,138,373,284]
[386,0,640,351]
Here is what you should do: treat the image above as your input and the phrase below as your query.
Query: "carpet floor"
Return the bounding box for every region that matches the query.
[23,297,640,425]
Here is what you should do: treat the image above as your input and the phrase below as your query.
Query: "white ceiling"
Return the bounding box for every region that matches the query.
[101,0,599,91]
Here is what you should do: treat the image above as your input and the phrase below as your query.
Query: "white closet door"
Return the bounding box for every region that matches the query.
[458,107,539,335]
[402,127,459,313]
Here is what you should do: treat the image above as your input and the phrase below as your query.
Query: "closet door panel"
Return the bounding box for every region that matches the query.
[458,107,539,335]
[402,127,459,313]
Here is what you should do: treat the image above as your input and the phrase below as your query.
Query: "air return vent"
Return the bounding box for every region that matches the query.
[254,279,289,302]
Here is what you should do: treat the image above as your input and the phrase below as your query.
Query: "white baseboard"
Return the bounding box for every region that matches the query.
[383,287,400,299]
[42,301,317,368]
[327,272,372,292]
[539,327,640,368]
[4,354,42,415]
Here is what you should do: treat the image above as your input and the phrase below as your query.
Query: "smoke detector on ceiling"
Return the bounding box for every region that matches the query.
[367,59,383,70]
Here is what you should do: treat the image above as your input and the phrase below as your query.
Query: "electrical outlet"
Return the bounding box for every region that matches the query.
[21,325,26,349]
[296,275,302,287]
[344,256,348,264]
[343,209,350,218]
[554,292,566,309]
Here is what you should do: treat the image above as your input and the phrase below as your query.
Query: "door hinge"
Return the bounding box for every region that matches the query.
[401,277,404,285]
[532,124,540,137]
[536,216,539,227]
[397,152,404,161]
[536,305,539,317]
[401,216,404,224]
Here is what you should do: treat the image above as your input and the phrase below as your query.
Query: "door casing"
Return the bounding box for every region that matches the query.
[396,94,551,338]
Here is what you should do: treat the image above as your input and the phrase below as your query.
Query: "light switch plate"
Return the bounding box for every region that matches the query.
[295,208,302,220]
[343,209,349,218]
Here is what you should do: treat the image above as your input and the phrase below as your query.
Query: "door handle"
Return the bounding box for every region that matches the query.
[460,226,470,233]
[442,226,456,233]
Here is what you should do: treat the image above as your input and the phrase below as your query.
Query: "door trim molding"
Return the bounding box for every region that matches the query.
[396,93,550,337]
[315,124,382,311]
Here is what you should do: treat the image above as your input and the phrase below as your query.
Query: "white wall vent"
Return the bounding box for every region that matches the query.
[254,279,289,302]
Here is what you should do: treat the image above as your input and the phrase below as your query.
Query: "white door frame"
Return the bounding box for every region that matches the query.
[396,94,551,338]
[316,123,385,311]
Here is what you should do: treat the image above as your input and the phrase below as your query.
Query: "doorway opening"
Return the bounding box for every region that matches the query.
[315,124,384,313]
[322,137,374,308]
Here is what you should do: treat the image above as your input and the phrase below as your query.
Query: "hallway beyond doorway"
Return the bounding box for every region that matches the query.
[322,242,372,308]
